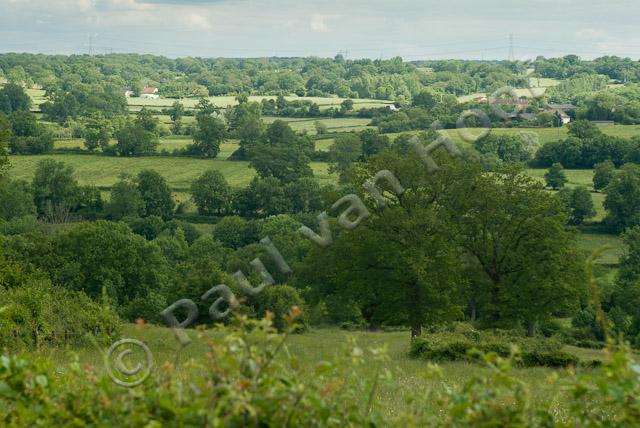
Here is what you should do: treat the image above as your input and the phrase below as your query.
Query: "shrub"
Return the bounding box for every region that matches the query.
[0,281,121,350]
[254,285,307,331]
[409,330,578,367]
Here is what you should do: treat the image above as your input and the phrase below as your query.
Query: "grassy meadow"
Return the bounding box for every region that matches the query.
[127,95,393,111]
[37,323,605,417]
[456,77,561,102]
[9,154,333,190]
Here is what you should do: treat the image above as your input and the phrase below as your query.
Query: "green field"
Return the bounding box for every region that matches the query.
[577,232,624,265]
[23,89,393,114]
[263,116,373,134]
[8,154,333,190]
[38,323,604,417]
[127,95,393,111]
[457,78,561,102]
[55,136,342,155]
[442,125,640,149]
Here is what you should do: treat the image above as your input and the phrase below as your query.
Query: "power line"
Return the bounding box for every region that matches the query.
[508,33,514,61]
[86,34,99,56]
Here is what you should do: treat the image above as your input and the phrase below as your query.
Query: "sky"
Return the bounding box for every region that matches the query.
[1,0,640,60]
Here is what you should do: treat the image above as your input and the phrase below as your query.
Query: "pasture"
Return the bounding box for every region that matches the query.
[39,323,604,418]
[8,154,333,190]
[457,78,561,102]
[263,116,373,134]
[443,125,640,149]
[127,95,393,111]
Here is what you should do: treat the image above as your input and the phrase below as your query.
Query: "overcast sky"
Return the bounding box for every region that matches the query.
[1,0,640,60]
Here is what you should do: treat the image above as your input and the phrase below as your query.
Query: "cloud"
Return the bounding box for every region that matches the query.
[135,0,233,3]
[182,13,212,30]
[310,14,337,33]
[2,0,640,59]
[575,28,607,40]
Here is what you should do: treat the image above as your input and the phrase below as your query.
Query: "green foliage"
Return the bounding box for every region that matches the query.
[30,159,80,217]
[40,83,127,123]
[0,178,35,220]
[124,215,166,240]
[532,121,639,169]
[559,186,596,225]
[0,280,121,350]
[593,159,616,191]
[568,120,602,140]
[609,226,640,338]
[359,128,390,159]
[0,314,396,426]
[475,134,532,163]
[248,120,313,183]
[409,329,579,368]
[4,315,640,425]
[255,285,307,331]
[81,112,112,151]
[327,134,361,180]
[233,176,290,217]
[283,177,324,213]
[107,177,144,220]
[4,221,172,322]
[314,120,328,135]
[187,115,227,158]
[545,162,568,189]
[114,121,159,156]
[0,83,31,114]
[136,169,175,220]
[5,111,53,155]
[603,163,640,232]
[190,169,232,215]
[447,163,583,334]
[212,215,259,249]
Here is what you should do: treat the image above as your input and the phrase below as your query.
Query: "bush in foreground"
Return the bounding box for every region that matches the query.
[2,313,640,426]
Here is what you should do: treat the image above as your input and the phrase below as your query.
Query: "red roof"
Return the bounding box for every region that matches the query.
[142,87,158,94]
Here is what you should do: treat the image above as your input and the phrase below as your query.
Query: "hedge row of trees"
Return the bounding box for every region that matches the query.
[533,120,640,168]
[0,53,536,104]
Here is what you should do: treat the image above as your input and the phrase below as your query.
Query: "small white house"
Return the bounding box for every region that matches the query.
[140,93,160,100]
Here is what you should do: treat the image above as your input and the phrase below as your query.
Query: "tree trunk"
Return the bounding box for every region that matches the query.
[470,302,477,322]
[411,324,422,339]
[527,319,538,337]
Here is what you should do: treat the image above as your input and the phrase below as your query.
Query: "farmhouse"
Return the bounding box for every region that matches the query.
[519,112,537,121]
[493,97,529,109]
[542,103,576,111]
[142,87,159,94]
[140,93,160,99]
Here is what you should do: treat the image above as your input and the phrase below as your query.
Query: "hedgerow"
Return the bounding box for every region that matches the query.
[409,327,584,368]
[1,311,640,426]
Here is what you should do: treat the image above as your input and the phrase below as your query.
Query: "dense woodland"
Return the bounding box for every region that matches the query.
[2,53,640,426]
